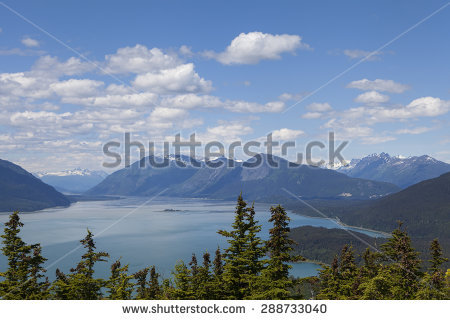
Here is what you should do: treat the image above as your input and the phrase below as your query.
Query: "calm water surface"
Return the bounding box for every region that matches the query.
[0,197,384,280]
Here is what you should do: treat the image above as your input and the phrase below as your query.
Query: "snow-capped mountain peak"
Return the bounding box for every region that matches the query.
[35,168,107,178]
[335,153,450,188]
[34,168,109,193]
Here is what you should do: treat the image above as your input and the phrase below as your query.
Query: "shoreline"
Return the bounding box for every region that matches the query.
[288,210,391,238]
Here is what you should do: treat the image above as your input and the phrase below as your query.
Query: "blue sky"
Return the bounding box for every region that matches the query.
[0,0,449,171]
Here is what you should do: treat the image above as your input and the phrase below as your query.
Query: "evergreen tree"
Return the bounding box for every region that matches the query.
[360,248,381,279]
[356,248,382,299]
[242,204,265,298]
[317,246,359,299]
[317,256,340,299]
[107,259,134,299]
[416,239,448,299]
[379,223,422,299]
[188,253,200,298]
[218,195,265,299]
[429,239,447,274]
[253,205,302,299]
[133,267,149,299]
[213,247,223,277]
[51,269,71,299]
[195,252,213,299]
[0,211,49,299]
[172,261,194,299]
[445,269,450,298]
[51,229,109,299]
[337,245,358,299]
[211,247,225,299]
[148,266,162,299]
[218,194,249,299]
[360,270,394,300]
[161,278,175,299]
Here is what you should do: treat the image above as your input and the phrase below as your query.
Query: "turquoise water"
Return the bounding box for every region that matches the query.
[0,197,384,280]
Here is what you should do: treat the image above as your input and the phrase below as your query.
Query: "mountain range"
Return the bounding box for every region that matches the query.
[336,153,450,188]
[35,168,108,193]
[87,154,400,201]
[0,159,70,212]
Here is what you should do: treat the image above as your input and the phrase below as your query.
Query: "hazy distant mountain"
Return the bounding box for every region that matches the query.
[0,159,70,212]
[336,153,450,188]
[35,168,108,193]
[87,154,399,200]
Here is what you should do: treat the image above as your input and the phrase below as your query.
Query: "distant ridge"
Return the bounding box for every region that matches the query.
[35,168,108,193]
[336,153,450,188]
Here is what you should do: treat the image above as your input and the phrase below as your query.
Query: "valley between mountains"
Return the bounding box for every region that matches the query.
[1,152,449,267]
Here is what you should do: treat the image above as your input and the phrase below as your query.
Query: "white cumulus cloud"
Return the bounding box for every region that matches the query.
[50,79,104,98]
[354,91,389,104]
[104,45,180,74]
[149,107,188,121]
[133,63,212,94]
[205,32,309,65]
[301,112,323,119]
[271,128,304,140]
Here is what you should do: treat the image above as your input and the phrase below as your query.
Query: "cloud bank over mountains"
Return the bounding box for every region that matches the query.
[0,29,449,170]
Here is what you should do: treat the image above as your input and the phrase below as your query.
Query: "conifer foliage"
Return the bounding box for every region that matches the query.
[50,229,109,299]
[0,197,448,300]
[217,194,265,299]
[0,211,49,299]
[254,205,303,299]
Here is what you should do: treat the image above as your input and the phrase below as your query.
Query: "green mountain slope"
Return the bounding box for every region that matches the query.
[338,172,450,239]
[286,173,450,267]
[290,226,385,264]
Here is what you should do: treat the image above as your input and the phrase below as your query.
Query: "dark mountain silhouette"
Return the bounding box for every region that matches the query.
[0,159,70,212]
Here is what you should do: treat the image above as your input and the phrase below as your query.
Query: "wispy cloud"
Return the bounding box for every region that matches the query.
[361,136,396,145]
[343,49,384,61]
[395,127,433,134]
[0,47,45,56]
[347,78,410,93]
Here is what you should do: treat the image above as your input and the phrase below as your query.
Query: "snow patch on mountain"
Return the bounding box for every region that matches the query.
[334,153,450,188]
[35,168,108,178]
